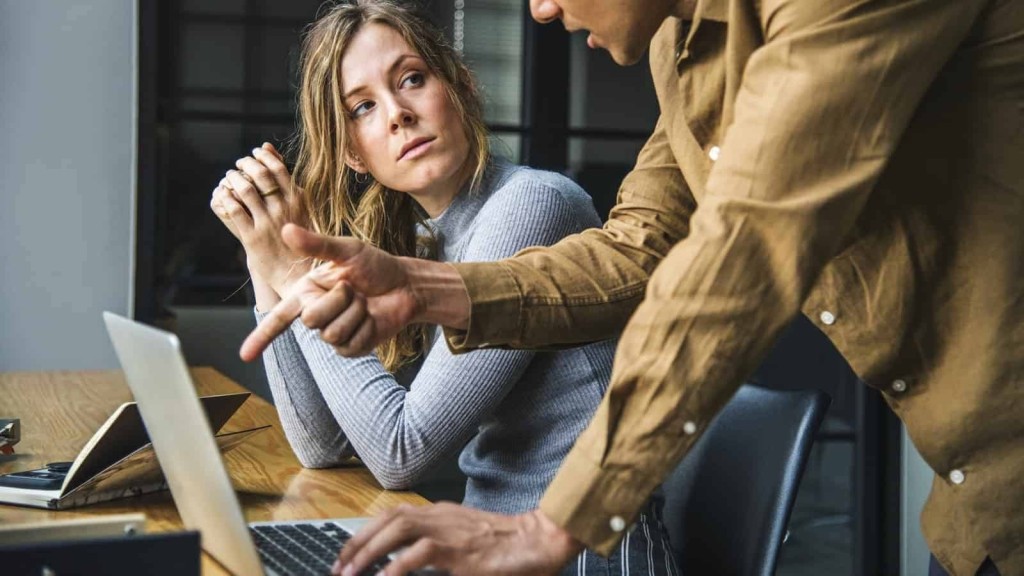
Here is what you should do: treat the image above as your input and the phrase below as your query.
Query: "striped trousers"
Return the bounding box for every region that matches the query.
[561,499,681,576]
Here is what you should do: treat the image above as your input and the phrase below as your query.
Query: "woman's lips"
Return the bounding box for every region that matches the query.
[399,137,435,161]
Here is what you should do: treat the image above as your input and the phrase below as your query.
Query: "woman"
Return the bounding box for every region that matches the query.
[210,2,677,574]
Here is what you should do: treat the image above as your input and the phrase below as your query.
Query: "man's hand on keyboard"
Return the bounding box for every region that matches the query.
[332,503,583,576]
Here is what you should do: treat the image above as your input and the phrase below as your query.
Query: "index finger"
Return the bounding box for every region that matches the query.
[336,505,408,568]
[251,147,290,188]
[262,141,284,161]
[337,505,424,574]
[239,292,303,361]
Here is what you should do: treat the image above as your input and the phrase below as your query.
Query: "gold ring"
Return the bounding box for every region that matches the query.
[236,170,255,184]
[259,187,282,197]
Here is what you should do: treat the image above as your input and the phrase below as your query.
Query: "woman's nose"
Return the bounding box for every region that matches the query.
[388,102,415,132]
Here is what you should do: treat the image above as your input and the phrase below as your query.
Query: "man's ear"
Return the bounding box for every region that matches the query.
[345,150,367,175]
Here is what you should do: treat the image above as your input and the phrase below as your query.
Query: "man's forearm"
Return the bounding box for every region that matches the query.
[442,117,697,351]
[402,257,472,330]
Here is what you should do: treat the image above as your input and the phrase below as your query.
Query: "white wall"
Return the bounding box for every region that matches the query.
[0,1,136,370]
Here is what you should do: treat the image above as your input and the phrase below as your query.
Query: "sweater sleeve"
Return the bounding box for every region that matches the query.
[256,310,354,468]
[264,175,600,490]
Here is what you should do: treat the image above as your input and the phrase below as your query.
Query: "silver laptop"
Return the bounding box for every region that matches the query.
[102,311,382,575]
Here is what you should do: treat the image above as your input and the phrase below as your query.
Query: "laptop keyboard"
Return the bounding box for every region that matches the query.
[250,522,389,576]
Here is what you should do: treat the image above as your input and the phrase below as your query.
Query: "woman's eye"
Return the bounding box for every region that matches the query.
[351,101,375,118]
[400,72,425,89]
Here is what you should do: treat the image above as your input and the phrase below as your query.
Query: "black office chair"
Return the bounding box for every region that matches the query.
[660,384,830,576]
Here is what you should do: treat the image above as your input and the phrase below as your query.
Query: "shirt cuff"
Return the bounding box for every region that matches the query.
[539,440,663,556]
[443,261,522,351]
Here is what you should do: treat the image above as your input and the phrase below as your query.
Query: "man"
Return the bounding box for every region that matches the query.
[242,0,1023,574]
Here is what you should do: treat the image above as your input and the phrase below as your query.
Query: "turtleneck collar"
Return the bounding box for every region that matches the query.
[422,157,513,258]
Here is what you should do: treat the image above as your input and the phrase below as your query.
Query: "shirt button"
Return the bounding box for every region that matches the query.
[949,469,965,485]
[891,379,907,393]
[683,421,697,435]
[609,516,626,532]
[708,146,721,161]
[819,310,836,325]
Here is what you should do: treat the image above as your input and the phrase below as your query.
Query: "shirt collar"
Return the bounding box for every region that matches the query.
[676,0,729,63]
[697,0,729,22]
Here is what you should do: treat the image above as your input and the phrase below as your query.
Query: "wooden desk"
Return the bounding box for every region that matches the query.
[0,367,428,574]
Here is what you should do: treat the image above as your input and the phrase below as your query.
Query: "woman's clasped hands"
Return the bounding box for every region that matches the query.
[209,142,311,300]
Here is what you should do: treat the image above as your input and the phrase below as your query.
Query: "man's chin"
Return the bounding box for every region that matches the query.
[607,45,646,66]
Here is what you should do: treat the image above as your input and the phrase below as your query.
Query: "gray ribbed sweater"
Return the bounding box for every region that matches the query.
[257,160,617,514]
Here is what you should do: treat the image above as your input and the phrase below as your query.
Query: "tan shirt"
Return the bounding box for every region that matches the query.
[448,0,1024,574]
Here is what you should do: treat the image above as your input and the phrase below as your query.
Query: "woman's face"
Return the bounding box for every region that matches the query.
[341,23,471,216]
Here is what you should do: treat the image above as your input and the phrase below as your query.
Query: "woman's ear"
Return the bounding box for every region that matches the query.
[345,150,368,175]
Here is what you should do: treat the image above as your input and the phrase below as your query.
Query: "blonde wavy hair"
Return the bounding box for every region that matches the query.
[291,0,490,372]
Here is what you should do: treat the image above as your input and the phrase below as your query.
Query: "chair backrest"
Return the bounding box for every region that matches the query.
[661,384,830,576]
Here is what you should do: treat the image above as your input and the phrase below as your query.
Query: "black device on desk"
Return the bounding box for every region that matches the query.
[0,530,201,576]
[0,461,72,490]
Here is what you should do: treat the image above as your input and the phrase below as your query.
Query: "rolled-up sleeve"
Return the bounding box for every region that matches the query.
[539,0,990,554]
